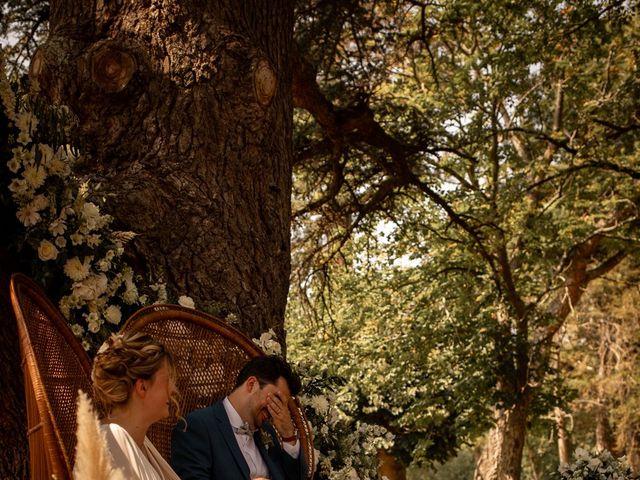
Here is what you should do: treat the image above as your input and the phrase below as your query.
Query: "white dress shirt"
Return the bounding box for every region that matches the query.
[223,397,300,479]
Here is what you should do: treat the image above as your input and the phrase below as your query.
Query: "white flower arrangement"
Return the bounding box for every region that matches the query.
[254,328,283,356]
[1,53,166,350]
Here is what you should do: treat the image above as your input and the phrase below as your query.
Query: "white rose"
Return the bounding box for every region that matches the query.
[178,295,195,309]
[82,202,100,220]
[37,239,59,261]
[87,318,101,333]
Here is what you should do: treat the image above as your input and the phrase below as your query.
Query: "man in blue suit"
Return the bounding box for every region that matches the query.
[171,355,306,480]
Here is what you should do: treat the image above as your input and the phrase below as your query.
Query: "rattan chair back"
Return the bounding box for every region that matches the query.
[10,273,93,480]
[120,304,315,479]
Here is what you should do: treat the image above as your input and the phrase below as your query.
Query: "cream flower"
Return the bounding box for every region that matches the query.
[104,305,122,325]
[15,111,38,135]
[70,324,85,337]
[82,202,100,220]
[8,178,29,196]
[72,273,108,301]
[16,204,41,226]
[12,145,35,165]
[37,239,59,261]
[31,194,49,211]
[63,256,93,281]
[6,156,21,173]
[17,129,31,145]
[55,236,67,248]
[178,295,195,309]
[85,234,101,247]
[310,395,330,415]
[22,164,47,188]
[97,258,111,272]
[59,297,72,319]
[49,218,67,236]
[122,287,139,305]
[70,232,84,245]
[48,157,70,177]
[87,317,101,334]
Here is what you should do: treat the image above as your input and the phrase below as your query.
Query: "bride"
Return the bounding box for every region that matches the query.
[89,331,181,480]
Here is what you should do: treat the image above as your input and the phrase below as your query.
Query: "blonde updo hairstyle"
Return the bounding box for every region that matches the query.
[91,331,180,419]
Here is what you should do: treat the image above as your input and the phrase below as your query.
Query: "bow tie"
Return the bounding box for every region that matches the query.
[233,422,256,436]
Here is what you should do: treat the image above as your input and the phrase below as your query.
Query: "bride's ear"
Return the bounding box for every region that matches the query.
[134,378,147,398]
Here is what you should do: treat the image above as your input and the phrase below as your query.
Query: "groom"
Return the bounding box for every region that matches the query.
[171,355,306,480]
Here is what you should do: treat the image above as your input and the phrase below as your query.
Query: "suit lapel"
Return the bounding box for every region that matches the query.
[255,427,281,480]
[212,402,250,479]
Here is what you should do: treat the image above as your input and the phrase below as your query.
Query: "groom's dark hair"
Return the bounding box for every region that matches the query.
[234,355,301,396]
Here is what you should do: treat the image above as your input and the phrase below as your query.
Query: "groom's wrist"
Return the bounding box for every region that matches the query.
[281,433,297,443]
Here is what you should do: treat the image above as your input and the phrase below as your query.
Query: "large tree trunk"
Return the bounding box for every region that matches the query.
[474,398,529,480]
[377,449,406,480]
[31,1,294,340]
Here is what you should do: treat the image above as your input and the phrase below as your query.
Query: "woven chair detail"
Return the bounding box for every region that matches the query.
[10,273,93,480]
[120,304,316,479]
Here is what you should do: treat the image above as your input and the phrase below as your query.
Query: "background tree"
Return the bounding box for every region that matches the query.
[563,260,640,471]
[290,1,639,478]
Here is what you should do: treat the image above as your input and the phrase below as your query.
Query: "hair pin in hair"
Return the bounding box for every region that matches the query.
[97,333,124,354]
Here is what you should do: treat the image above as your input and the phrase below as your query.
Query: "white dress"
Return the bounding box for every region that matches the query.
[102,423,181,480]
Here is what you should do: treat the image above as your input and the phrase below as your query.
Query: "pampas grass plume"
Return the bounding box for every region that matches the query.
[73,389,125,480]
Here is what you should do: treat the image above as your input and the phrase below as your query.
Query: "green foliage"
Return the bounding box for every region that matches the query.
[288,234,497,465]
[290,0,640,470]
[0,0,49,74]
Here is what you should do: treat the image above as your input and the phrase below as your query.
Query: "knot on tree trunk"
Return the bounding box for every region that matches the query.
[90,43,136,93]
[254,59,276,106]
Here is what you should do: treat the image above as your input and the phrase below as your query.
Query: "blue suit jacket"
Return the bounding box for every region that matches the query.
[171,401,306,480]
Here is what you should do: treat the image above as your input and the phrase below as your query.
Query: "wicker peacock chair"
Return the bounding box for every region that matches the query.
[10,273,93,480]
[120,303,316,479]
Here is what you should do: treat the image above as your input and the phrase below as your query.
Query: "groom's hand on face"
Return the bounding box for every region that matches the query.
[266,390,295,439]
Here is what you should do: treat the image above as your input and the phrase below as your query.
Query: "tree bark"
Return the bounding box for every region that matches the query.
[31,0,294,340]
[474,397,529,480]
[626,431,640,474]
[377,449,406,480]
[555,407,572,465]
[596,321,614,453]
